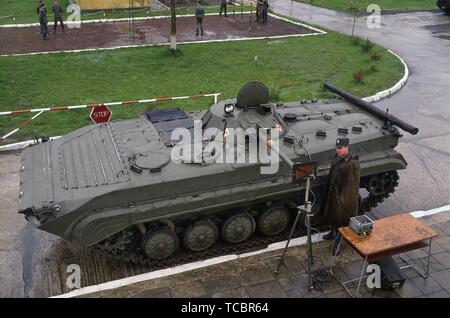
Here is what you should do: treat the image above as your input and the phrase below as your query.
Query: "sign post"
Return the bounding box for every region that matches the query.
[90,105,112,124]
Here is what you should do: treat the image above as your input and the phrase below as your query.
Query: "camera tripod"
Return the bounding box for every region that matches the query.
[274,175,315,291]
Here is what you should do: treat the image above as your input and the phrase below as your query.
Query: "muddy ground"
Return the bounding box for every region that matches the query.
[0,14,313,55]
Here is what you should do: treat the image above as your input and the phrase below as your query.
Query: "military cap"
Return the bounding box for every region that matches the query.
[336,138,349,147]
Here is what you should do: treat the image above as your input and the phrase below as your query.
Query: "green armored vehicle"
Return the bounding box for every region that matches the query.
[438,0,450,14]
[18,82,418,261]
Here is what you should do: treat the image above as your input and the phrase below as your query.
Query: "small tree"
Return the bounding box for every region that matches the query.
[170,0,177,51]
[349,0,363,37]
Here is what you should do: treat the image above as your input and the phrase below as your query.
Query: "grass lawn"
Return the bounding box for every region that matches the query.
[0,29,404,143]
[295,0,437,12]
[0,0,251,24]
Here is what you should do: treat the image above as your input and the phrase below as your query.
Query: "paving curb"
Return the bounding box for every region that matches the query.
[362,49,409,103]
[0,136,62,152]
[0,12,325,58]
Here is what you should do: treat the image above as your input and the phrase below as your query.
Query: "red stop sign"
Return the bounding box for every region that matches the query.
[90,105,112,124]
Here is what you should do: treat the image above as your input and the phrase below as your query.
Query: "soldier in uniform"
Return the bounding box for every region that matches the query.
[52,0,65,33]
[321,138,360,254]
[39,3,49,40]
[255,0,262,23]
[219,0,228,17]
[195,2,205,37]
[37,0,44,15]
[262,0,269,24]
[37,0,45,34]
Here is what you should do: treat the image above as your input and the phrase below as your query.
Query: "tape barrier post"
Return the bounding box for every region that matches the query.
[0,111,44,141]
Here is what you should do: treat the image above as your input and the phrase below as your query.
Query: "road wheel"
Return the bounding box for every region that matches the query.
[184,219,219,252]
[366,171,397,197]
[221,212,255,244]
[142,227,179,260]
[257,205,290,236]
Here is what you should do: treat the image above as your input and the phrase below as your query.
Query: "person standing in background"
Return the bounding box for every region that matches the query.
[52,0,65,33]
[195,2,205,37]
[262,0,269,24]
[39,3,49,40]
[219,0,228,17]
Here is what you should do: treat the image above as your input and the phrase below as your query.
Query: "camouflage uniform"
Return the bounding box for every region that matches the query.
[195,5,205,36]
[262,0,269,24]
[39,6,49,40]
[256,0,262,23]
[37,1,45,33]
[219,0,228,17]
[52,2,65,32]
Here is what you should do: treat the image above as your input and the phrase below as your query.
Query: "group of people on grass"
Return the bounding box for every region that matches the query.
[196,0,270,37]
[217,0,269,22]
[35,0,269,41]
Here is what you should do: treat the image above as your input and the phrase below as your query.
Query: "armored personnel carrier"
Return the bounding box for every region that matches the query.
[438,0,450,14]
[18,82,418,262]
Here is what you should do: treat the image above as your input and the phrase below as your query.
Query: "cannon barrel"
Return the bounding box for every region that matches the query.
[324,82,419,135]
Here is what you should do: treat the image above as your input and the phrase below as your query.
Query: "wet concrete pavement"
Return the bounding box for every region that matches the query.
[1,3,450,298]
[81,211,450,298]
[0,151,24,297]
[271,0,450,216]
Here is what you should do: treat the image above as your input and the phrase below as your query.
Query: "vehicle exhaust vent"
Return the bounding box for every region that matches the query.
[352,126,363,133]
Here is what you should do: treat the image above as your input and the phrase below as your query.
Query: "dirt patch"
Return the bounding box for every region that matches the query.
[0,14,315,55]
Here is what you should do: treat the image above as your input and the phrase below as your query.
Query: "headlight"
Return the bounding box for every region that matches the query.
[224,103,234,115]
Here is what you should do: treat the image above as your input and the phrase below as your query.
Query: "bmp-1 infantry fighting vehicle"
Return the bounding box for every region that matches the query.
[18,82,418,262]
[438,0,450,14]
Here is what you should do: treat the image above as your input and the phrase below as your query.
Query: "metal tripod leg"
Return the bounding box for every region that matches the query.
[329,234,343,277]
[274,177,314,291]
[274,208,302,274]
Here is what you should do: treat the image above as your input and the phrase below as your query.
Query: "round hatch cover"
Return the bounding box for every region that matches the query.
[134,152,170,169]
[236,82,270,109]
[283,113,298,122]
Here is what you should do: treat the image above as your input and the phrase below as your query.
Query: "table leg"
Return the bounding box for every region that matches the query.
[425,238,432,278]
[399,238,432,279]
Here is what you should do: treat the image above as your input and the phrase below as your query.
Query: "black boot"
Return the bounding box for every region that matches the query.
[323,229,336,240]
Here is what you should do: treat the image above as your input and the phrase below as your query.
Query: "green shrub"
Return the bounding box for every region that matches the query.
[361,38,373,52]
[369,64,378,73]
[351,36,361,46]
[352,70,365,83]
[269,86,281,102]
[371,50,382,61]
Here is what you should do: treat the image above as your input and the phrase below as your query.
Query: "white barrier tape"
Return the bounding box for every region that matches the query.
[0,111,44,141]
[0,93,221,116]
